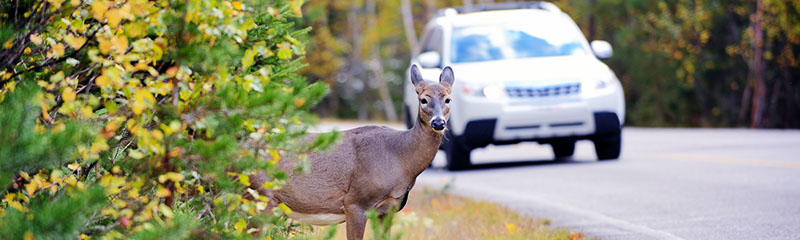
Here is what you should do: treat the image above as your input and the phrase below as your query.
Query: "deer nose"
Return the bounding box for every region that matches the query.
[431,118,446,131]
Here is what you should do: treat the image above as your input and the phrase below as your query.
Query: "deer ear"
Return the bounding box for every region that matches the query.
[439,66,455,87]
[410,64,424,86]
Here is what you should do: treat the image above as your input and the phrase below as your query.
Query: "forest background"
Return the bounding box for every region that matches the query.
[302,0,800,128]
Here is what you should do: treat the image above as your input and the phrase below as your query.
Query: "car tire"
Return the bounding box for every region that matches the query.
[550,139,575,160]
[445,132,472,170]
[593,132,621,160]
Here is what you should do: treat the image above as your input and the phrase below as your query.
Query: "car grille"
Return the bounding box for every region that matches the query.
[505,83,581,98]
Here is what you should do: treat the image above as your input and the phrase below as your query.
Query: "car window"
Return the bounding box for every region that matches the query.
[450,17,588,63]
[421,28,442,54]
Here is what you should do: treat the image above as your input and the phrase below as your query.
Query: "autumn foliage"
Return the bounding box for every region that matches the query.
[0,0,338,238]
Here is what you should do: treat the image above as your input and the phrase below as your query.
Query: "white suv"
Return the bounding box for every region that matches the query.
[403,2,625,170]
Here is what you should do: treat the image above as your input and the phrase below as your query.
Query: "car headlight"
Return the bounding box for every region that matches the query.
[595,78,609,90]
[482,85,504,100]
[585,73,616,93]
[461,82,505,100]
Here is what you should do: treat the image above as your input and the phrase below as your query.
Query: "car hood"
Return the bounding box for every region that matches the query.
[449,56,612,86]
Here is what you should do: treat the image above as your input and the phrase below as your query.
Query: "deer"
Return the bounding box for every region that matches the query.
[249,65,454,240]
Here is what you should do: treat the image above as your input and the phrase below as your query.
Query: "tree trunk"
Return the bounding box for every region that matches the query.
[347,3,368,120]
[424,0,436,21]
[588,0,596,41]
[366,0,398,121]
[750,0,767,128]
[401,0,419,54]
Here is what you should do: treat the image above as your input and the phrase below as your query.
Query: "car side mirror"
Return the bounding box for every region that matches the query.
[591,40,613,60]
[417,51,441,68]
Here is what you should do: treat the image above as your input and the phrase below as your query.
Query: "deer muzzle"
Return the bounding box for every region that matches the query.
[431,117,446,131]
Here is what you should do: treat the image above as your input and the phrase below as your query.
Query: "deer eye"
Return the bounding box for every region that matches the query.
[420,98,428,104]
[445,98,451,104]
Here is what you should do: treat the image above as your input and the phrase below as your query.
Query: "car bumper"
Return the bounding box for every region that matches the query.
[449,85,624,147]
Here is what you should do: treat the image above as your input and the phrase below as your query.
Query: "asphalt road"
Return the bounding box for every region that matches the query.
[316,122,800,240]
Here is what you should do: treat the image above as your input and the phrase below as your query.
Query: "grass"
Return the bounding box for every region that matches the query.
[299,187,593,240]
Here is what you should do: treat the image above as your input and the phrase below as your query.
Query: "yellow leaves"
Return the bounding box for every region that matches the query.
[46,0,65,7]
[2,39,12,49]
[234,218,247,234]
[268,149,281,164]
[131,88,155,115]
[289,0,304,17]
[91,1,111,21]
[65,34,86,50]
[107,10,123,28]
[8,200,24,211]
[67,162,80,171]
[111,35,129,54]
[231,1,243,10]
[25,181,38,196]
[293,98,305,108]
[61,87,76,103]
[278,203,292,214]
[431,199,440,208]
[98,37,111,55]
[128,149,144,159]
[168,147,183,158]
[125,22,147,38]
[127,188,140,199]
[24,47,31,54]
[277,48,292,60]
[24,231,34,240]
[242,49,257,69]
[505,223,517,233]
[50,71,64,83]
[19,171,31,181]
[261,181,274,190]
[29,34,42,45]
[64,175,77,186]
[238,174,250,187]
[90,137,109,153]
[165,66,178,78]
[101,207,118,217]
[197,185,205,194]
[159,203,174,218]
[95,74,110,87]
[155,186,171,198]
[699,31,710,45]
[52,43,65,57]
[158,172,184,183]
[160,120,181,135]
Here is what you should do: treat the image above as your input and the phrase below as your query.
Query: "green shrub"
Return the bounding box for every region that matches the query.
[0,0,337,238]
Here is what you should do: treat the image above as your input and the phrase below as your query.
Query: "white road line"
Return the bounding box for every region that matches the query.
[416,176,685,240]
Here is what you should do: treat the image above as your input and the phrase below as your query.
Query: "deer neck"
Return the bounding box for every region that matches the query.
[400,112,444,176]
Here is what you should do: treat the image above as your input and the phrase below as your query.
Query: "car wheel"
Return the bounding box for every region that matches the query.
[593,132,621,160]
[550,139,575,160]
[445,132,472,170]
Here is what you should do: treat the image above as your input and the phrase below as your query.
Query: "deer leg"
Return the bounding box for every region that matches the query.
[344,204,367,240]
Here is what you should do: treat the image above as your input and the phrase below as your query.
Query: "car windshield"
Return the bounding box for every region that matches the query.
[450,18,588,63]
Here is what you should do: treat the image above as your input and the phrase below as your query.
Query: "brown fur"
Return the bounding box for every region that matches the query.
[250,65,454,240]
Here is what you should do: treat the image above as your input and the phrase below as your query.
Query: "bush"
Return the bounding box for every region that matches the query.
[0,0,337,238]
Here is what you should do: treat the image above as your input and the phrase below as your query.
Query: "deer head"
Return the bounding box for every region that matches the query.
[410,65,455,133]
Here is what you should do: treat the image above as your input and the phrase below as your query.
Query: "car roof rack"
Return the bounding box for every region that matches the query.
[436,1,561,17]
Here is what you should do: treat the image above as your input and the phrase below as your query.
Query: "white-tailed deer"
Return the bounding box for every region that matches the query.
[250,65,454,239]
